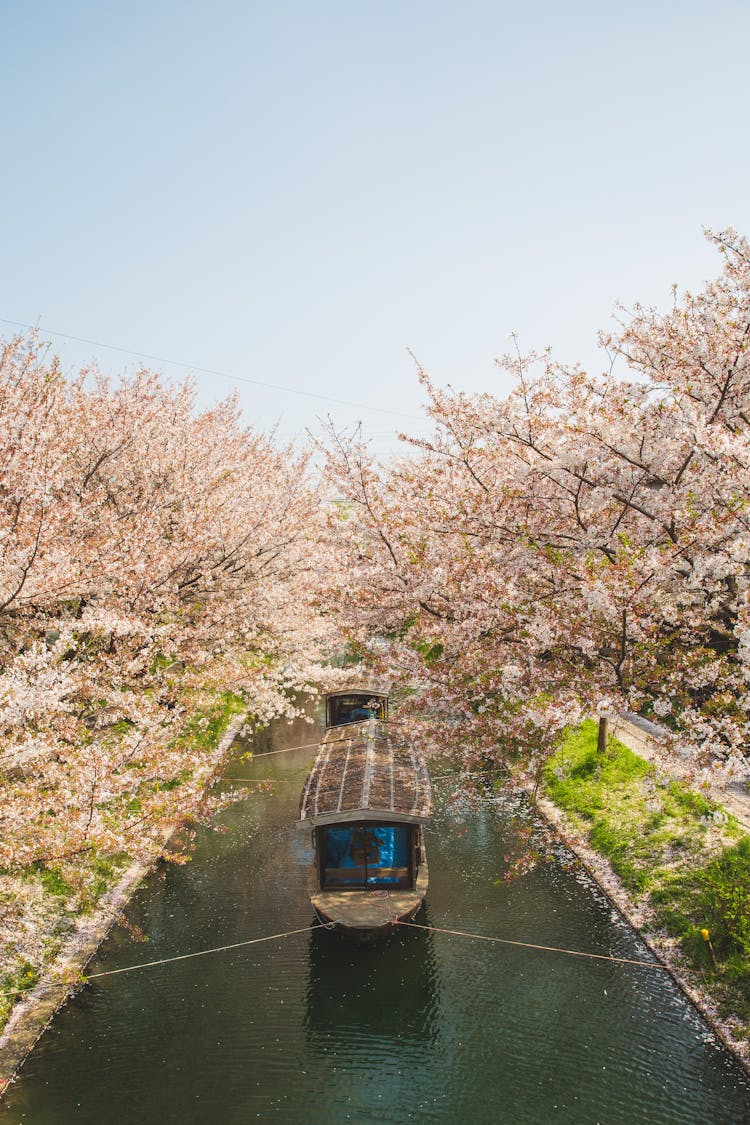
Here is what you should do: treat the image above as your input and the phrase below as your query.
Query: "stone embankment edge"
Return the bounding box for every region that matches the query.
[532,788,750,1078]
[0,712,247,1099]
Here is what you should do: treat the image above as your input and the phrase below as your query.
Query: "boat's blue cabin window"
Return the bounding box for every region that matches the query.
[326,694,386,727]
[320,824,412,888]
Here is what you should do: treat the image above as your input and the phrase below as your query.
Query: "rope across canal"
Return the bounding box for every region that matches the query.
[392,920,667,970]
[86,923,332,979]
[85,918,667,980]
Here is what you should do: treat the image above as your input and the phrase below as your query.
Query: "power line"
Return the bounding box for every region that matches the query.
[0,317,425,422]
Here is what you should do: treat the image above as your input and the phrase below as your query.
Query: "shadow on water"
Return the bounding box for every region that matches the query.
[304,908,439,1049]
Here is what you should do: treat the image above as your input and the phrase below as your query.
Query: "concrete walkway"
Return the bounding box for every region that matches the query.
[611,713,750,835]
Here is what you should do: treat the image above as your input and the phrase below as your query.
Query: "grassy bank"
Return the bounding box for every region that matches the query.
[0,688,248,1034]
[543,721,750,1033]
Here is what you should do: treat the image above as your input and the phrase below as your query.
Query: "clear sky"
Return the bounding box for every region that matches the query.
[2,0,750,455]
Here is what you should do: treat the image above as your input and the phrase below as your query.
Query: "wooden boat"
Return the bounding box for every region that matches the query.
[299,685,432,939]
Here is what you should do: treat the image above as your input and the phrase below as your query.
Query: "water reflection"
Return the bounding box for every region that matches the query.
[247,699,324,758]
[304,912,439,1048]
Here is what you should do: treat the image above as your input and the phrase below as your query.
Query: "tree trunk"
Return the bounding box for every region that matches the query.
[597,715,609,754]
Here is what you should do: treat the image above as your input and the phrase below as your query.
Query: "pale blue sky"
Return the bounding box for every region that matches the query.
[2,1,749,453]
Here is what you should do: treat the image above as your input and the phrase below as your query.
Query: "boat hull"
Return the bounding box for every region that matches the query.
[311,852,428,940]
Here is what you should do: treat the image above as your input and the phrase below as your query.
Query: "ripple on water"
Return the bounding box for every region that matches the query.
[2,717,750,1125]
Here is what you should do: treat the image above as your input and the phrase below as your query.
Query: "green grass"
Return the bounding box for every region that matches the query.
[651,839,750,1007]
[544,720,750,1028]
[81,852,129,907]
[175,689,247,752]
[29,863,75,899]
[0,962,39,1028]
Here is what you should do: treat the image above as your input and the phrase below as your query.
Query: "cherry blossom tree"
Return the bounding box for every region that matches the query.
[0,335,333,886]
[322,230,750,785]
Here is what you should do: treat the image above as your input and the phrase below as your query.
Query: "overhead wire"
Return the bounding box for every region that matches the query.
[0,316,425,422]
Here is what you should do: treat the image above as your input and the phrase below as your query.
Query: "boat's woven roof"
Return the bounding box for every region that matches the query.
[324,678,390,699]
[299,718,432,826]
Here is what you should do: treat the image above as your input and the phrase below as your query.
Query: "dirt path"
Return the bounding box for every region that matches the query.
[611,712,750,834]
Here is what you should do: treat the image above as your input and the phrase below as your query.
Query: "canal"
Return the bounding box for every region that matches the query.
[1,705,749,1124]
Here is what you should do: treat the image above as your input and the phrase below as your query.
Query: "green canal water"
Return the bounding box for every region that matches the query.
[2,706,749,1124]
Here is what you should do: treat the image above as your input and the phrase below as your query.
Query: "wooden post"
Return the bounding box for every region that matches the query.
[597,715,609,754]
